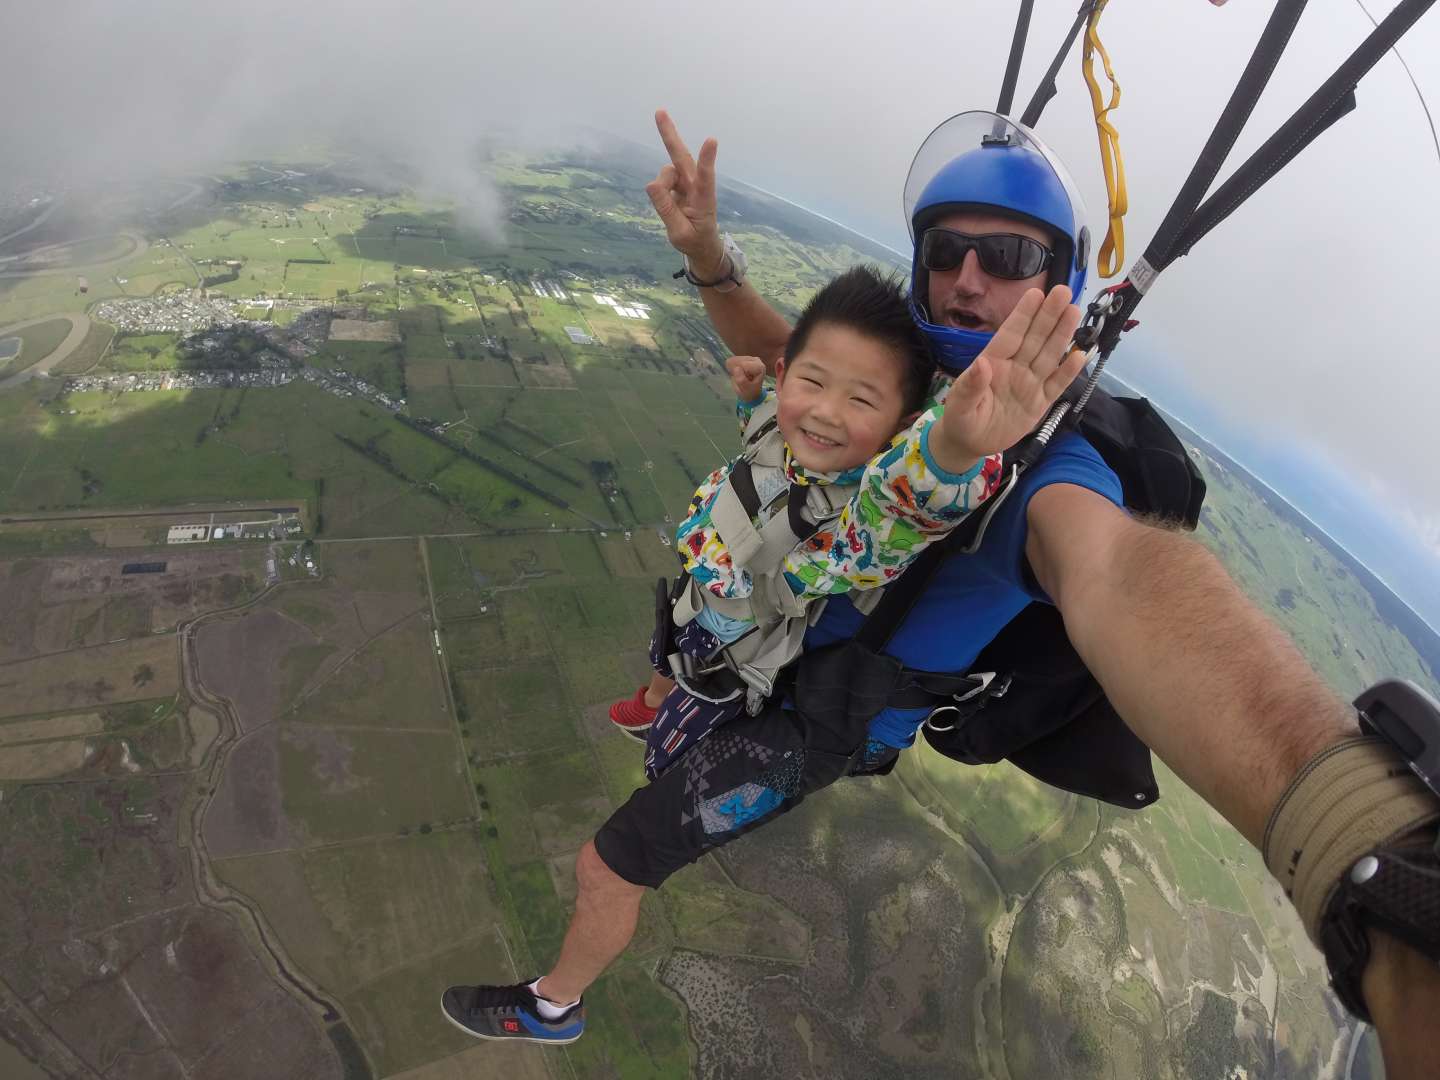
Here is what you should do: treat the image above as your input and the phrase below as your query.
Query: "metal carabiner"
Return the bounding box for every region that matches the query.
[924,705,961,733]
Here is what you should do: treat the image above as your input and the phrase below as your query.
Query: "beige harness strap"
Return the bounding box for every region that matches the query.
[1263,736,1440,944]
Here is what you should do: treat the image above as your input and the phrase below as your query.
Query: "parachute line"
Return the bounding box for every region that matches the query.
[1352,0,1440,168]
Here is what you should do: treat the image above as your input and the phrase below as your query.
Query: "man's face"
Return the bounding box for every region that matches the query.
[924,210,1053,332]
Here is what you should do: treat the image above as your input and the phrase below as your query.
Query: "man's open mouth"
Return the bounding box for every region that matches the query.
[946,309,986,330]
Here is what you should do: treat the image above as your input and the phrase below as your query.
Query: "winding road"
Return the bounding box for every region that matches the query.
[0,312,93,391]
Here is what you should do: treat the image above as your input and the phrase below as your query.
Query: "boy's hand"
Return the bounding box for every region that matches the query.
[726,355,767,402]
[930,285,1088,475]
[645,110,726,278]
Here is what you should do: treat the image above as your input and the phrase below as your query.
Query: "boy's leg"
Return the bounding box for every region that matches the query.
[444,701,830,1043]
[643,687,745,779]
[608,674,674,739]
[608,616,681,737]
[643,671,674,708]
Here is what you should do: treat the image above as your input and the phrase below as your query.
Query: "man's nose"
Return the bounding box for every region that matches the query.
[953,248,988,294]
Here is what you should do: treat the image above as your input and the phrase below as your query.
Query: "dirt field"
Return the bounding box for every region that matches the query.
[0,739,90,779]
[329,318,401,343]
[0,549,263,662]
[196,609,320,732]
[204,727,301,858]
[0,711,102,745]
[0,635,178,719]
[33,904,340,1080]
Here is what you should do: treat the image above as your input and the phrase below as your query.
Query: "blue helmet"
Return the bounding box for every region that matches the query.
[904,112,1091,372]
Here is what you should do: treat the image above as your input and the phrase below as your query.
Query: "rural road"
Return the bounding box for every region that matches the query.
[0,312,92,391]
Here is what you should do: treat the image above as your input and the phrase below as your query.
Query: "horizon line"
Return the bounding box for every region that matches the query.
[1107,370,1440,640]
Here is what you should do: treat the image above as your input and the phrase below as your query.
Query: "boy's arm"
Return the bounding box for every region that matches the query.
[780,412,1003,600]
[735,387,773,437]
[646,110,792,372]
[728,356,771,435]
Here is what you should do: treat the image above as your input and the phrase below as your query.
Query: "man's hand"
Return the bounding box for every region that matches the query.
[645,109,726,278]
[726,355,766,402]
[929,284,1087,474]
[1363,926,1440,1080]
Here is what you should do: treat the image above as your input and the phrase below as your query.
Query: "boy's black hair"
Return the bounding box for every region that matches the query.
[783,265,935,414]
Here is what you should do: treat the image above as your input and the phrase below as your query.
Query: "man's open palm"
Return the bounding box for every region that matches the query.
[935,285,1087,468]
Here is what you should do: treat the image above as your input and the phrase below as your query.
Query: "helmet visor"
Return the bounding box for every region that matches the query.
[903,111,1089,243]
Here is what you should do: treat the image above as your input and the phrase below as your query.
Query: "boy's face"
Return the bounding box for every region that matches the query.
[775,323,913,473]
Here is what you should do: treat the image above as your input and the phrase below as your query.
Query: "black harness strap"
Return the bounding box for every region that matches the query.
[1166,0,1435,266]
[1141,0,1311,276]
[996,0,1036,118]
[730,458,824,545]
[786,484,822,544]
[743,415,778,449]
[727,457,762,518]
[1019,0,1099,130]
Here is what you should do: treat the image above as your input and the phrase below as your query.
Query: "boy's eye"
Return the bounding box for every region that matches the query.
[851,397,876,409]
[800,377,823,388]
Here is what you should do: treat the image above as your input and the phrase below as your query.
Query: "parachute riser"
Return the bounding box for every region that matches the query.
[1018,0,1099,130]
[1163,0,1435,270]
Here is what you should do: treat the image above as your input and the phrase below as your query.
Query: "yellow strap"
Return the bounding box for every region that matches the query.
[1082,0,1127,278]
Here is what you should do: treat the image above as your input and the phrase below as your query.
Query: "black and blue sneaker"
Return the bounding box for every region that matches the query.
[440,980,585,1045]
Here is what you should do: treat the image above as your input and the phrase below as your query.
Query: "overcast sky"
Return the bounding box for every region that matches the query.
[4,0,1439,586]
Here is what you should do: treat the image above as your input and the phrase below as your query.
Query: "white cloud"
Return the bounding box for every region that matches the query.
[2,0,1438,532]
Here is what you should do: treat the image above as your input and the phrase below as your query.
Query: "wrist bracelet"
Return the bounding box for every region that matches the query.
[674,253,736,289]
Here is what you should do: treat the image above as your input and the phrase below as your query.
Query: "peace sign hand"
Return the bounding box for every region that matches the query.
[644,109,727,279]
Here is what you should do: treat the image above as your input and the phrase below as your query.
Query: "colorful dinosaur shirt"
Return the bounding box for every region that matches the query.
[674,387,1003,641]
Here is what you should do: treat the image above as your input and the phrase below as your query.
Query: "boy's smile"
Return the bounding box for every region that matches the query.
[775,323,913,473]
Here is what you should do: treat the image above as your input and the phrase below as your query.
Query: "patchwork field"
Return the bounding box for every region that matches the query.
[0,145,1416,1079]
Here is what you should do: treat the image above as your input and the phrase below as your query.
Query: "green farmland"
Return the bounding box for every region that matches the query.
[0,140,1411,1080]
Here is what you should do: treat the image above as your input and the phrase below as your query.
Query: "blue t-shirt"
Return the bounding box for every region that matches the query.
[803,431,1124,748]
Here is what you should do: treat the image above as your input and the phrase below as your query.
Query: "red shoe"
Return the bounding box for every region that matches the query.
[608,687,657,741]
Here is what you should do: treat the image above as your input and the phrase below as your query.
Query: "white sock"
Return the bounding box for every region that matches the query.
[528,978,578,1019]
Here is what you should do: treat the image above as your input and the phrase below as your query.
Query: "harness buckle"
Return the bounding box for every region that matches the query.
[955,670,1000,702]
[922,672,1010,733]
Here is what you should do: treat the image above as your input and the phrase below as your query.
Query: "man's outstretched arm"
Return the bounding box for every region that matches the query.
[1026,482,1440,1078]
[645,110,792,368]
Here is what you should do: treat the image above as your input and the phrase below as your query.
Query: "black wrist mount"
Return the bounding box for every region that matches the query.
[1320,680,1440,1022]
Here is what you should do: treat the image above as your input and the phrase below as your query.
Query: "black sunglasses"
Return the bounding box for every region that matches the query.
[920,227,1054,281]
